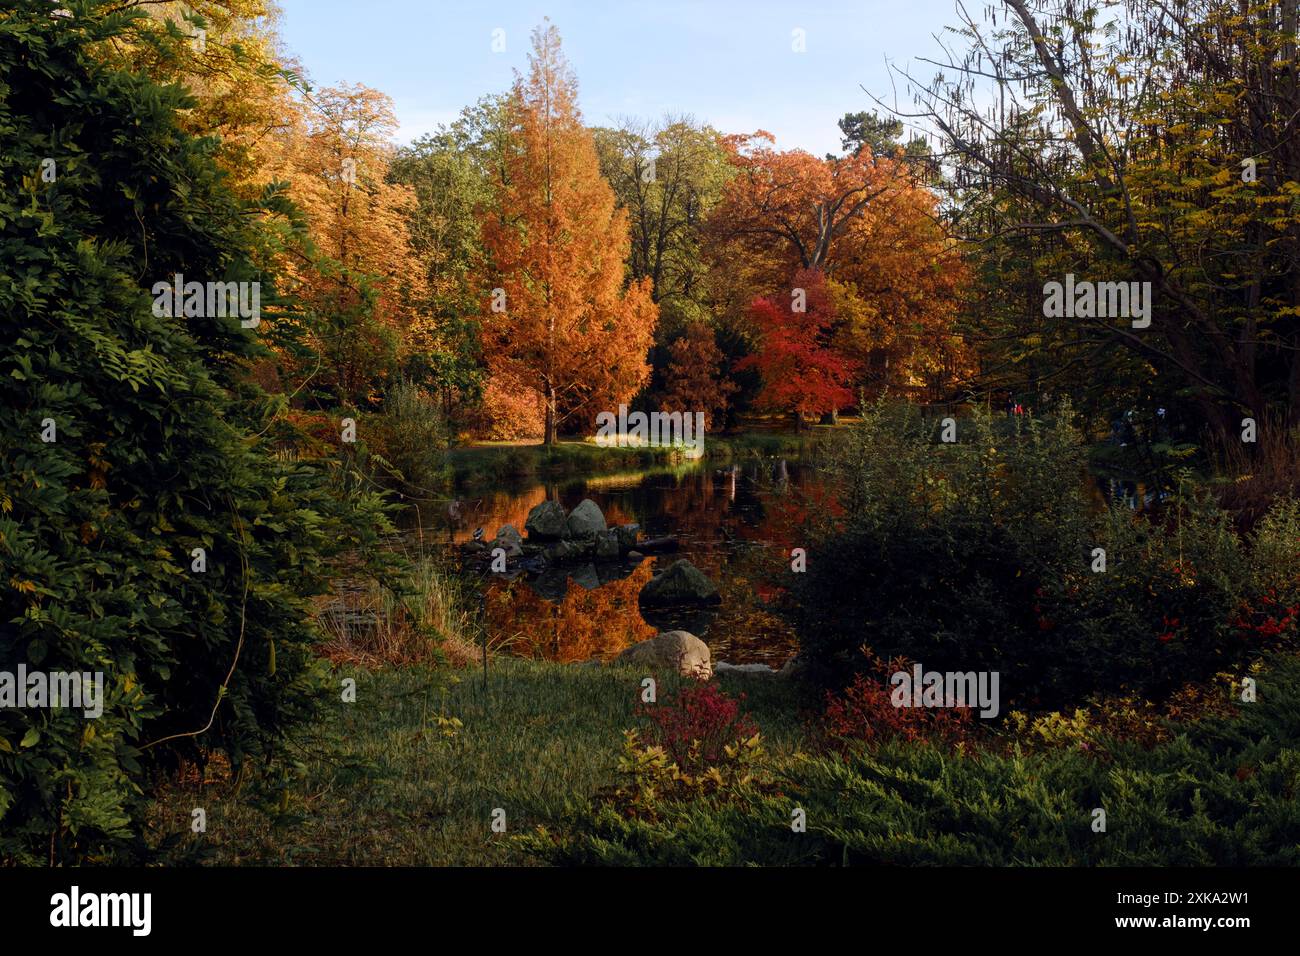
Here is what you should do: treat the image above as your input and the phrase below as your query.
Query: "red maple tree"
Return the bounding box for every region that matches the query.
[736,269,857,428]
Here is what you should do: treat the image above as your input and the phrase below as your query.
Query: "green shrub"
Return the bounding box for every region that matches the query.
[365,381,449,496]
[0,3,392,863]
[793,402,1300,710]
[525,654,1300,866]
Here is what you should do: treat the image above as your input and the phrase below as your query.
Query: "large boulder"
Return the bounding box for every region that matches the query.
[616,630,712,679]
[639,559,721,607]
[564,498,607,539]
[525,500,568,540]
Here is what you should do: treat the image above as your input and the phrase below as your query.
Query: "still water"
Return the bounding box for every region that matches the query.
[406,459,1149,667]
[423,461,832,667]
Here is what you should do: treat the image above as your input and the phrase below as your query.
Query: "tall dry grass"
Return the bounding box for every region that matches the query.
[317,554,482,666]
[1210,414,1300,531]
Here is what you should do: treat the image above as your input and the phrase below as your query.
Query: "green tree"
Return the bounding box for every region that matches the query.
[916,0,1300,440]
[388,102,507,423]
[0,0,391,863]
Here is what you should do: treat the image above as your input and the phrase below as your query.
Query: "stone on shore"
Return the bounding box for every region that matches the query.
[615,630,712,679]
[525,500,568,540]
[491,523,524,557]
[594,529,621,560]
[564,498,607,539]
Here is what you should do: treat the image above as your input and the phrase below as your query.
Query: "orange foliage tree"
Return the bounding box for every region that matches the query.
[476,23,658,444]
[271,84,424,406]
[708,133,971,402]
[662,322,737,430]
[709,132,898,274]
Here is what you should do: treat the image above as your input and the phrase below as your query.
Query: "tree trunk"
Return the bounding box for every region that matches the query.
[543,381,557,446]
[1289,331,1300,428]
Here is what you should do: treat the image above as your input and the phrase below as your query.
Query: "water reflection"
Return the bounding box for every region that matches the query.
[1092,476,1169,511]
[437,460,827,666]
[411,457,1156,666]
[483,562,657,662]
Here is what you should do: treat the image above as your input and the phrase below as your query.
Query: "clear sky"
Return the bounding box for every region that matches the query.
[273,0,966,156]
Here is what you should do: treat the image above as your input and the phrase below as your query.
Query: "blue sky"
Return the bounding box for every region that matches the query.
[274,0,965,156]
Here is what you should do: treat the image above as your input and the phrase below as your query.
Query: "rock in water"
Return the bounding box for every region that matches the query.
[614,523,641,551]
[525,500,568,540]
[594,529,621,560]
[616,630,712,679]
[638,558,721,607]
[549,538,594,563]
[564,498,607,539]
[491,523,524,557]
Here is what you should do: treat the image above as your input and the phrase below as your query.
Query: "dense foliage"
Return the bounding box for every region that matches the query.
[0,2,391,863]
[523,654,1300,866]
[792,405,1300,710]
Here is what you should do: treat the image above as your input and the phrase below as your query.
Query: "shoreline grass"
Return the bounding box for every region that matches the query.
[443,430,830,490]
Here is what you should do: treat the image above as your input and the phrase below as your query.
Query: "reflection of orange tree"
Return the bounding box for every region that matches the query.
[658,473,720,543]
[484,563,657,662]
[601,500,636,528]
[735,479,840,552]
[448,486,548,544]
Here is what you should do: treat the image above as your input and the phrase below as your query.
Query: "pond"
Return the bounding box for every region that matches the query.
[394,454,1158,669]
[416,460,832,667]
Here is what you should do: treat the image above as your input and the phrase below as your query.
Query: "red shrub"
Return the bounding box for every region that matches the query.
[639,683,758,771]
[823,654,973,748]
[1229,588,1300,642]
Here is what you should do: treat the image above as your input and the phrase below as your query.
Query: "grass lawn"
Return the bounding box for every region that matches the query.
[147,659,808,866]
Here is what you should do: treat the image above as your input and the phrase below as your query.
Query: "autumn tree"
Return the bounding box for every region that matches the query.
[101,1,301,198]
[827,186,973,402]
[708,131,971,402]
[708,132,899,276]
[912,0,1300,438]
[736,269,858,428]
[272,84,424,407]
[662,323,738,430]
[477,22,658,444]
